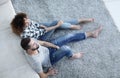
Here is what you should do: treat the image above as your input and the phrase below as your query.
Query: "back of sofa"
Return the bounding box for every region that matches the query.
[0,1,39,78]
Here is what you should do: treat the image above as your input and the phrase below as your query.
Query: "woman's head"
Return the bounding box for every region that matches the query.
[11,13,27,35]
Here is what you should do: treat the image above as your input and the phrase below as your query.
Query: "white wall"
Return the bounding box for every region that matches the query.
[0,0,10,5]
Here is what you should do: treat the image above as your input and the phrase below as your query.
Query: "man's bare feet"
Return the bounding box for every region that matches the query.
[92,26,103,38]
[71,52,84,59]
[79,18,94,23]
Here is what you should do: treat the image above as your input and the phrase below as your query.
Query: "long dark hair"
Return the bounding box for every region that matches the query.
[11,13,27,36]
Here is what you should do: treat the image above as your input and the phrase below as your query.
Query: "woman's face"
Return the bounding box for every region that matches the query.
[24,17,29,26]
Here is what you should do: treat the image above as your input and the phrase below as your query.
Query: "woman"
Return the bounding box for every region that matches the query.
[11,12,94,41]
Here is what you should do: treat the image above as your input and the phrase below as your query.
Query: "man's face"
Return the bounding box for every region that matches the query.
[28,39,39,51]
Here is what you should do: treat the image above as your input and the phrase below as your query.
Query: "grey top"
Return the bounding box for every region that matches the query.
[24,39,51,73]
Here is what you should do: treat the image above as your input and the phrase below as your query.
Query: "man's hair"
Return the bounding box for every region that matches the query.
[21,38,31,50]
[11,13,27,36]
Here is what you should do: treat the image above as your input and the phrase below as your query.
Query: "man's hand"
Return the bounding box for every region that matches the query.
[47,68,58,76]
[38,68,58,78]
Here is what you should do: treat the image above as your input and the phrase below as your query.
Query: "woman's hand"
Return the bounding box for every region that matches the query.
[40,25,47,29]
[56,20,63,27]
[39,20,63,32]
[40,25,50,32]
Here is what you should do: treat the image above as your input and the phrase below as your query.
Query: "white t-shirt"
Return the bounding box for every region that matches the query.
[24,40,51,73]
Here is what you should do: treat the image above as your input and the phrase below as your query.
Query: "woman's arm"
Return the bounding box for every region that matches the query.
[40,20,63,32]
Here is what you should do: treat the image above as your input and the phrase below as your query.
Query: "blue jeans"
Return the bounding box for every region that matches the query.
[48,32,86,65]
[38,19,79,41]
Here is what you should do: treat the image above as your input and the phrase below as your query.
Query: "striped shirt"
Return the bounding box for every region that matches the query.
[21,20,46,39]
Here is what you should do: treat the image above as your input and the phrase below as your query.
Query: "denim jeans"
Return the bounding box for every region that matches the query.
[38,19,79,41]
[48,32,86,65]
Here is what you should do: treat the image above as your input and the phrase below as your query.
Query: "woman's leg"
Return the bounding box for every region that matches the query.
[59,18,94,30]
[40,20,59,27]
[38,19,95,40]
[38,21,59,41]
[78,18,94,23]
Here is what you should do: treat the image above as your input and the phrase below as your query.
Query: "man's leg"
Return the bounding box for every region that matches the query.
[49,45,83,65]
[50,26,102,46]
[49,45,72,65]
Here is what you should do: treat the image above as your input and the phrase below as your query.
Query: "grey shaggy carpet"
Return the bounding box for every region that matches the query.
[11,0,120,78]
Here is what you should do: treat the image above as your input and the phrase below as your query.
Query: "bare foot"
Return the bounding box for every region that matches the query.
[85,18,94,22]
[92,26,103,38]
[71,52,84,59]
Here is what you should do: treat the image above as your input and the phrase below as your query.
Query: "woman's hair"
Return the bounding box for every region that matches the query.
[11,13,27,36]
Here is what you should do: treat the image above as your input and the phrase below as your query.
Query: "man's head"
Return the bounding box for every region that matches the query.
[11,13,27,35]
[21,38,39,53]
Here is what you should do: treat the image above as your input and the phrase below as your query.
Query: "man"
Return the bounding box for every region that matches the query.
[21,26,102,78]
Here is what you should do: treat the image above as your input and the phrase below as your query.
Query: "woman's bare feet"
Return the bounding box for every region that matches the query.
[79,18,94,23]
[71,52,84,59]
[92,26,103,38]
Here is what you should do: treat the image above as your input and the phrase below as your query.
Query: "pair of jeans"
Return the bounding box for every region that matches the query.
[38,19,79,41]
[48,32,86,65]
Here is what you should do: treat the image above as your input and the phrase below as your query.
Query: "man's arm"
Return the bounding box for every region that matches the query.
[40,20,63,32]
[38,72,48,78]
[38,40,60,49]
